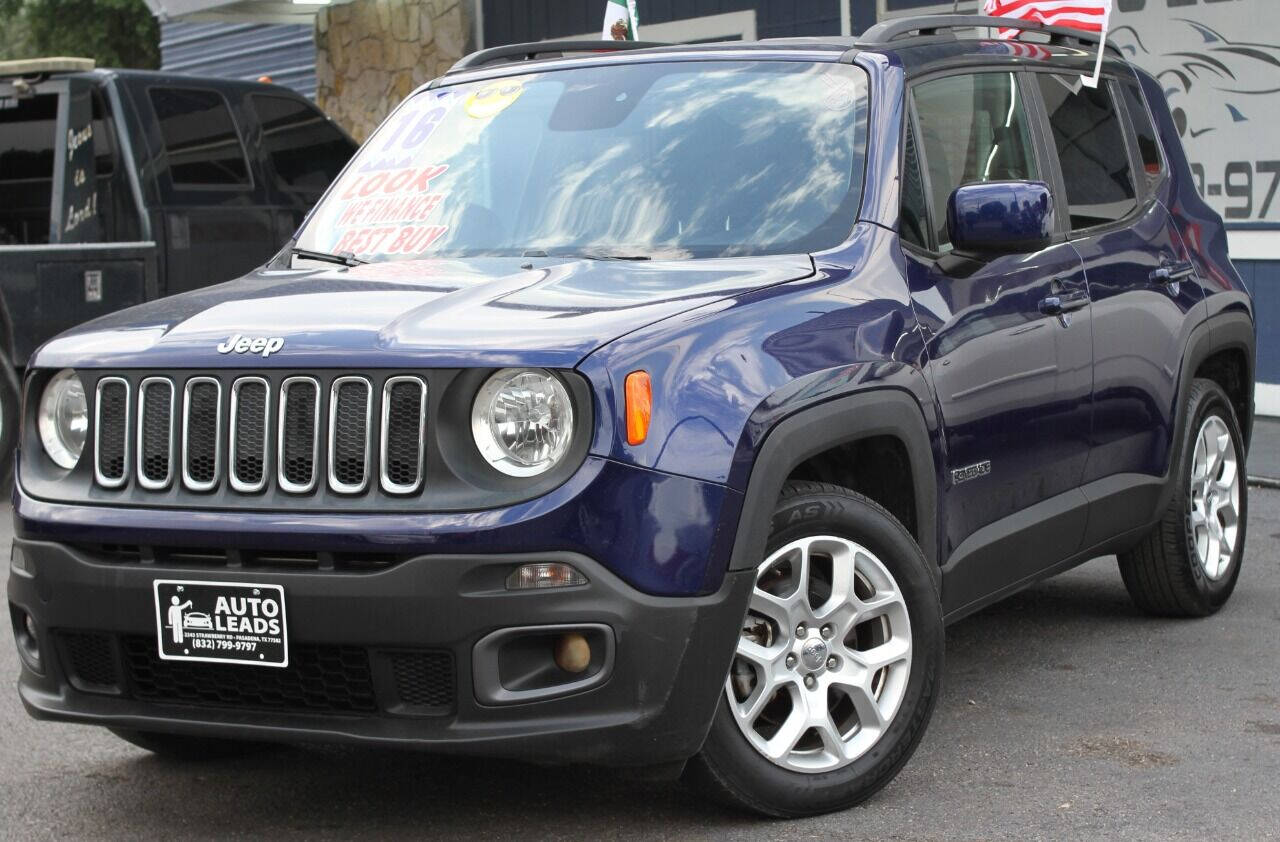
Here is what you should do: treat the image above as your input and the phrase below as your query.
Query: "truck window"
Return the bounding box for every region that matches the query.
[1035,75,1137,230]
[250,94,353,201]
[0,94,57,244]
[148,87,251,187]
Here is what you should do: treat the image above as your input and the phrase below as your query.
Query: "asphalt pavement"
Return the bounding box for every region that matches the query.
[2,493,1278,841]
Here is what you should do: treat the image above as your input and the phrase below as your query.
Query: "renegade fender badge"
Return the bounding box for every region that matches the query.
[217,334,285,358]
[951,461,991,485]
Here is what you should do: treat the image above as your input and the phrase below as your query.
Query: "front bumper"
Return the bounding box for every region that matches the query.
[9,539,753,766]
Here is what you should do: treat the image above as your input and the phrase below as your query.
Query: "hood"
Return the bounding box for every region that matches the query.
[32,254,815,370]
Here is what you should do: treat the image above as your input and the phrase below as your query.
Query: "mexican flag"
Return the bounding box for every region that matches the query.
[603,0,640,41]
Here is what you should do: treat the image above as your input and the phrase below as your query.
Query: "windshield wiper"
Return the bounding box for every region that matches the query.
[290,247,366,267]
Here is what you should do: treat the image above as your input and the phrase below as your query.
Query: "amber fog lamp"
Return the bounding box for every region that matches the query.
[554,632,591,674]
[506,562,588,590]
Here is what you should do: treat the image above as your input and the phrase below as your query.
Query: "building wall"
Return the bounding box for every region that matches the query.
[159,21,317,98]
[315,0,474,141]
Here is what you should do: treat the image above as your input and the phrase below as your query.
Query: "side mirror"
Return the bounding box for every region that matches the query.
[947,181,1054,255]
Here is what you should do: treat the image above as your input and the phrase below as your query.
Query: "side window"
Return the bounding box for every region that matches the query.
[912,73,1039,251]
[249,94,354,200]
[1035,75,1137,230]
[1118,80,1163,197]
[900,116,929,250]
[148,87,251,187]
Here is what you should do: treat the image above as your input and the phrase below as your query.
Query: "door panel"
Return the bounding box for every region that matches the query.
[908,246,1093,560]
[905,69,1094,576]
[1074,203,1204,484]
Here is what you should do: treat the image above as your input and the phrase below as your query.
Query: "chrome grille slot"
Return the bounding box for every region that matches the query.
[328,376,372,494]
[94,378,130,488]
[230,377,270,493]
[278,376,320,493]
[381,376,426,494]
[137,378,174,490]
[182,378,222,492]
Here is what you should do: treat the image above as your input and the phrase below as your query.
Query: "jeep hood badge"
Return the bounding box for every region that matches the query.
[217,334,285,357]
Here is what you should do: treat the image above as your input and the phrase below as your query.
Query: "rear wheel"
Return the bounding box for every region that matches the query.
[109,728,274,760]
[1118,378,1247,617]
[688,481,943,817]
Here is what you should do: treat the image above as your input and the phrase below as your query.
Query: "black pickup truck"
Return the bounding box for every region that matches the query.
[0,58,356,478]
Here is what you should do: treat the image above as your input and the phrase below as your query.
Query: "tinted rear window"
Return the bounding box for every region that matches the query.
[250,94,353,199]
[1119,80,1163,197]
[1036,75,1137,230]
[149,87,250,187]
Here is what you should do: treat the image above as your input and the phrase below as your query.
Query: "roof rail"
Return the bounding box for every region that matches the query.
[860,14,1115,51]
[450,40,671,74]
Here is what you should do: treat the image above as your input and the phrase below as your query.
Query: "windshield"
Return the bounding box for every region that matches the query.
[294,60,868,262]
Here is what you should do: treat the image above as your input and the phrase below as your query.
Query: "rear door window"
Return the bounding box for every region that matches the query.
[911,72,1040,251]
[250,94,353,201]
[1034,75,1137,230]
[148,87,251,187]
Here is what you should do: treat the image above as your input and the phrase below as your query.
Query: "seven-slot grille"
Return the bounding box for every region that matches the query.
[94,374,427,497]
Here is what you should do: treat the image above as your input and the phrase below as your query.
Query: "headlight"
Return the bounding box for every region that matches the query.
[471,368,574,477]
[38,369,88,469]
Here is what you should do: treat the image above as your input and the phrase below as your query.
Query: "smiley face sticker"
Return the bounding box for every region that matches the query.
[464,81,525,119]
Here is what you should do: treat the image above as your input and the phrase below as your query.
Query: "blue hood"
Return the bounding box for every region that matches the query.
[31,255,814,370]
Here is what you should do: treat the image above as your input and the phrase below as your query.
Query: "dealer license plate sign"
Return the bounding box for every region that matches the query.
[153,580,288,667]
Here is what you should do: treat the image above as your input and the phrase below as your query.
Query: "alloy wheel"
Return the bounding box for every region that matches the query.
[726,535,912,773]
[1189,415,1240,581]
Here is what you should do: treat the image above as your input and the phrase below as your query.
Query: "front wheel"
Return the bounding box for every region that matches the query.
[688,481,944,817]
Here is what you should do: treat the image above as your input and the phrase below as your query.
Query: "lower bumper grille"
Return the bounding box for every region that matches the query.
[123,636,378,714]
[54,632,454,717]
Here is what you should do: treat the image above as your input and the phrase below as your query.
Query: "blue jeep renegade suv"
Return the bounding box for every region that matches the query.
[8,16,1255,817]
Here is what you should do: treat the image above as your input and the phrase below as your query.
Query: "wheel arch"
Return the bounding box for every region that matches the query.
[727,388,939,585]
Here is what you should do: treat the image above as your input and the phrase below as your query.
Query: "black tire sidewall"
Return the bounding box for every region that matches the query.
[698,484,943,817]
[0,356,18,490]
[1178,382,1248,609]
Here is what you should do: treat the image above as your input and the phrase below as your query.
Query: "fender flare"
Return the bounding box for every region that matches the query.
[1151,310,1255,519]
[726,387,939,582]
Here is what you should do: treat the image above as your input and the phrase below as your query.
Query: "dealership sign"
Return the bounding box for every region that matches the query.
[1111,0,1279,223]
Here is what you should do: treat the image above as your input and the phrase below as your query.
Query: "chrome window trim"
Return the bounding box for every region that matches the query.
[93,377,130,489]
[135,377,174,490]
[277,376,321,494]
[379,375,427,495]
[181,376,223,493]
[328,376,372,495]
[229,376,271,494]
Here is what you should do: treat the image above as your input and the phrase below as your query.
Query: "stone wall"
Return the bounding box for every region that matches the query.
[316,0,473,141]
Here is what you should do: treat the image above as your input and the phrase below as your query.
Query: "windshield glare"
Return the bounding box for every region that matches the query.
[295,60,868,262]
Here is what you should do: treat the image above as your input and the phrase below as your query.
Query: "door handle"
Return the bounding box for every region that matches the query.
[1038,290,1089,316]
[1150,260,1195,285]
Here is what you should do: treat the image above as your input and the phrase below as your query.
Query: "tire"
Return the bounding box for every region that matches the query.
[687,481,944,818]
[1118,378,1247,617]
[108,728,275,760]
[0,355,19,494]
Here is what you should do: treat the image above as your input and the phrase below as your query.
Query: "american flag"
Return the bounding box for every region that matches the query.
[982,0,1112,39]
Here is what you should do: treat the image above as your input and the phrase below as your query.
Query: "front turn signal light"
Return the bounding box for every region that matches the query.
[625,370,651,446]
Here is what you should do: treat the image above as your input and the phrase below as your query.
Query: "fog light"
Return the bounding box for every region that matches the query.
[554,632,591,673]
[24,612,37,642]
[506,562,587,590]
